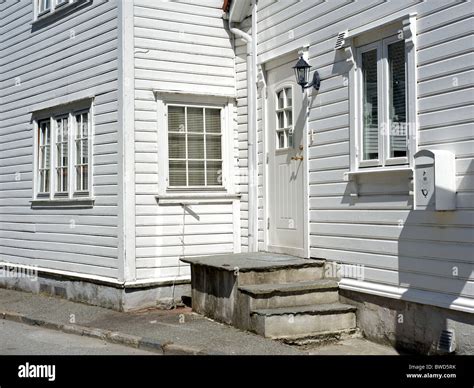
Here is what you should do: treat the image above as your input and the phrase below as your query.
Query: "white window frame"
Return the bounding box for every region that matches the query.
[156,93,235,196]
[33,0,83,21]
[166,104,224,189]
[347,14,417,173]
[38,0,51,15]
[37,119,52,196]
[33,102,93,202]
[74,109,91,195]
[53,114,70,196]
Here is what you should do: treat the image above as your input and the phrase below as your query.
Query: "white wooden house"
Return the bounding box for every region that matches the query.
[0,0,472,353]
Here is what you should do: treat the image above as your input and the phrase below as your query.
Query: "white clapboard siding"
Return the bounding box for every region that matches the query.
[0,1,120,280]
[249,0,474,306]
[133,0,238,280]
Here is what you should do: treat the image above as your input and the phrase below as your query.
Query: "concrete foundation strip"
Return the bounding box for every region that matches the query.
[1,310,210,355]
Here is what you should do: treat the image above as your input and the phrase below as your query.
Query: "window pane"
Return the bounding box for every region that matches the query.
[76,166,82,191]
[187,107,203,133]
[205,109,221,133]
[81,114,88,138]
[82,166,88,191]
[188,161,205,186]
[82,139,88,164]
[168,133,185,159]
[44,146,50,168]
[187,134,204,159]
[388,40,407,158]
[277,112,284,129]
[43,170,50,192]
[168,106,185,132]
[169,160,186,186]
[76,141,81,165]
[206,161,222,186]
[285,88,292,107]
[277,131,285,149]
[277,90,284,109]
[361,49,378,160]
[57,168,67,192]
[286,110,292,127]
[206,135,221,159]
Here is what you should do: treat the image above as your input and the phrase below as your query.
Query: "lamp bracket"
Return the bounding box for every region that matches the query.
[301,71,321,92]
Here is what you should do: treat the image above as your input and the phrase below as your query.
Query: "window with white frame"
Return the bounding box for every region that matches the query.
[35,104,92,199]
[343,14,417,171]
[35,0,82,19]
[37,120,51,194]
[275,87,293,149]
[167,105,223,188]
[55,116,69,194]
[75,112,90,193]
[353,27,414,169]
[38,0,51,14]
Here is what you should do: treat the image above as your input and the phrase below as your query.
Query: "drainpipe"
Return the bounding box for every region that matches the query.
[229,1,258,252]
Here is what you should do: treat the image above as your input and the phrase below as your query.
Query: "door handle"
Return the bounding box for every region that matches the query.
[291,156,304,161]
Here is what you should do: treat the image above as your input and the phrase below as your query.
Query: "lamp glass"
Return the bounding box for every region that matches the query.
[293,57,311,88]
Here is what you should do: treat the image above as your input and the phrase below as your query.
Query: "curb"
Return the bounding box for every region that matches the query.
[1,310,207,355]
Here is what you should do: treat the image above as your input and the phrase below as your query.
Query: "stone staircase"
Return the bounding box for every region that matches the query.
[181,253,358,343]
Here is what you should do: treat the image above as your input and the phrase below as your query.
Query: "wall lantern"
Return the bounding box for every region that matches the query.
[293,56,321,92]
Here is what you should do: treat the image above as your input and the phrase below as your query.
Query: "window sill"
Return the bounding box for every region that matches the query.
[30,198,95,209]
[156,192,241,205]
[343,166,413,181]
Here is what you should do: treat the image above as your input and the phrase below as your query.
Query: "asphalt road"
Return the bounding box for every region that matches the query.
[0,320,157,355]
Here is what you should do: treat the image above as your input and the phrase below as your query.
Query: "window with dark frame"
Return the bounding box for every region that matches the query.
[35,106,91,199]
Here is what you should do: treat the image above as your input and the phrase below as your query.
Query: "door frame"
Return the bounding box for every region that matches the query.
[261,53,310,258]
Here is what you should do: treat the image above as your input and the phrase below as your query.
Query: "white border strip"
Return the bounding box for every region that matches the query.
[340,278,474,314]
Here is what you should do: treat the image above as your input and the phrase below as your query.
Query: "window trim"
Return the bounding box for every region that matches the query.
[348,13,417,173]
[155,93,235,197]
[32,101,93,205]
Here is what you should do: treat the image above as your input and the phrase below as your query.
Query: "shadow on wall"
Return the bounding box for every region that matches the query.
[326,41,474,354]
[397,161,474,354]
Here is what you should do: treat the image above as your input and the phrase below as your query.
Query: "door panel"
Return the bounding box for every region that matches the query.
[266,58,306,257]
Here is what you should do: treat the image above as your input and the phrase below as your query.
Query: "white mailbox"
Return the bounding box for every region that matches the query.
[414,150,456,211]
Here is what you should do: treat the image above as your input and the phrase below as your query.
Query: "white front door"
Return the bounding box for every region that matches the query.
[266,58,307,257]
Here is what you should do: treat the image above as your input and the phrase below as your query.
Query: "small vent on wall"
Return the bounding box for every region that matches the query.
[438,329,456,353]
[335,30,348,49]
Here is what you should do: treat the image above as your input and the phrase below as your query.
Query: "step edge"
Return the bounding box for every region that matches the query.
[250,303,357,316]
[274,328,361,343]
[239,283,339,297]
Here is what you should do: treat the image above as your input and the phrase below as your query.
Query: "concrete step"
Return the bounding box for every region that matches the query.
[250,303,357,339]
[237,260,326,286]
[278,328,362,347]
[238,279,340,309]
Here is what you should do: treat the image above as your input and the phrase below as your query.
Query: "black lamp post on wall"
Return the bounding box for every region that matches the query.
[293,56,321,92]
